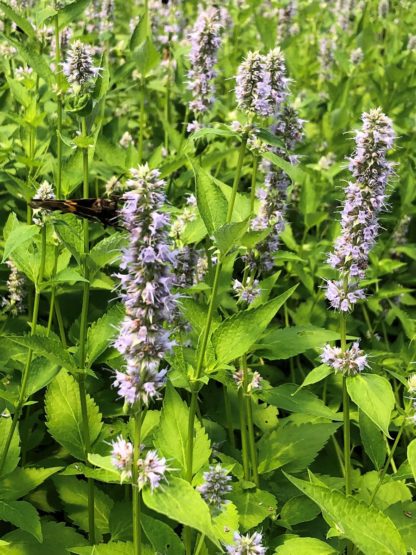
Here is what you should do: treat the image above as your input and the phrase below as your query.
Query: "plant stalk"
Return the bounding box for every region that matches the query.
[132,404,143,555]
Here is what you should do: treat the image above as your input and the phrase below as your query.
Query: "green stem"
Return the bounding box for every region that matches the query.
[249,154,258,215]
[340,312,352,498]
[132,404,143,555]
[238,387,250,481]
[54,296,67,348]
[184,134,248,551]
[54,14,62,198]
[223,385,235,448]
[194,533,205,555]
[138,79,145,164]
[245,391,259,486]
[77,117,95,544]
[0,226,47,474]
[369,419,405,505]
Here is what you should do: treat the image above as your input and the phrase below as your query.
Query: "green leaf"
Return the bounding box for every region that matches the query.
[2,223,39,262]
[212,502,239,545]
[130,12,148,50]
[10,38,53,83]
[155,384,211,477]
[0,499,42,542]
[258,326,340,360]
[0,418,20,478]
[213,286,297,365]
[261,384,342,421]
[274,537,337,555]
[297,364,332,391]
[54,476,113,540]
[263,150,305,183]
[279,496,321,527]
[257,422,340,474]
[54,214,84,264]
[133,38,160,75]
[385,501,416,553]
[191,127,238,141]
[408,439,416,482]
[360,410,387,470]
[346,373,394,437]
[214,219,249,255]
[6,77,31,108]
[25,357,60,397]
[45,370,103,460]
[57,0,92,29]
[0,467,62,501]
[142,513,185,555]
[0,521,88,554]
[86,303,124,366]
[89,232,126,272]
[193,163,228,235]
[142,476,219,546]
[228,483,277,531]
[0,2,36,38]
[7,334,78,375]
[285,473,407,555]
[71,542,142,555]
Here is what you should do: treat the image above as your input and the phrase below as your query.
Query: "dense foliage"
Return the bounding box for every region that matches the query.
[0,0,415,554]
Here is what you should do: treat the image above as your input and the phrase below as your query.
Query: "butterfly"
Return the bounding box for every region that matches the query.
[30,198,120,227]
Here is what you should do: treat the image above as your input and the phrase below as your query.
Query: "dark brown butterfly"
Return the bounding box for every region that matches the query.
[30,198,120,227]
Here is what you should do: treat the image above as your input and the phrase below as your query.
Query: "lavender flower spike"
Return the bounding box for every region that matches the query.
[326,108,395,311]
[113,164,177,406]
[62,40,100,91]
[1,261,25,316]
[187,6,225,115]
[197,464,232,509]
[235,51,272,117]
[321,342,368,376]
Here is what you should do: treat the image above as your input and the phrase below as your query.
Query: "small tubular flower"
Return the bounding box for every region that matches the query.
[1,261,25,316]
[137,449,168,491]
[32,180,55,227]
[62,40,100,90]
[111,435,133,481]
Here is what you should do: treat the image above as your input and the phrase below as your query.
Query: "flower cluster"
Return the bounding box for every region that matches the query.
[247,105,303,274]
[99,0,114,35]
[1,261,25,316]
[111,436,167,490]
[187,6,225,116]
[235,49,288,117]
[62,40,100,91]
[277,1,299,41]
[321,342,368,376]
[113,165,177,406]
[150,0,185,49]
[408,375,416,425]
[326,108,395,311]
[226,531,266,555]
[233,277,261,305]
[233,368,263,392]
[32,180,55,227]
[318,35,336,80]
[197,464,232,509]
[350,47,363,65]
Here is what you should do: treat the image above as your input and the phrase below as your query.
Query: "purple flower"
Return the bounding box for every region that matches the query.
[137,450,168,491]
[233,369,263,392]
[113,164,177,406]
[197,464,232,509]
[32,180,55,227]
[233,278,261,304]
[111,435,133,481]
[187,7,225,114]
[226,531,267,555]
[321,342,368,376]
[236,51,272,117]
[326,108,395,311]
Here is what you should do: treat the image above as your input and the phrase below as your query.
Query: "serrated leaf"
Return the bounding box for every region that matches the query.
[0,419,20,478]
[360,410,387,470]
[285,473,406,555]
[155,384,211,477]
[57,0,91,29]
[274,537,337,555]
[347,373,394,437]
[133,37,160,75]
[129,12,148,50]
[1,520,88,554]
[408,439,416,482]
[193,163,228,235]
[296,364,332,391]
[0,1,36,38]
[258,326,340,360]
[89,233,126,272]
[228,483,277,531]
[0,499,42,542]
[54,213,84,263]
[54,476,113,540]
[257,421,340,474]
[0,467,62,501]
[263,150,305,183]
[71,542,144,555]
[45,370,103,460]
[213,286,298,365]
[260,384,342,421]
[214,219,249,255]
[86,303,124,366]
[2,223,39,262]
[212,502,239,545]
[142,513,185,554]
[7,334,78,375]
[142,476,219,546]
